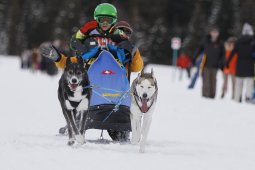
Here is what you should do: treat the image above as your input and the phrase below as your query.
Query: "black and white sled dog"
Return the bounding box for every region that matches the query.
[130,69,158,153]
[58,57,91,146]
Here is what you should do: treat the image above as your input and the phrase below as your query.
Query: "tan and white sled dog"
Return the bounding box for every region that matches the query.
[130,69,158,153]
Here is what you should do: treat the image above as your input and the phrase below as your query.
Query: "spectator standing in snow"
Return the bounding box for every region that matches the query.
[176,51,192,79]
[226,23,255,103]
[193,26,225,98]
[221,37,237,99]
[31,48,41,72]
[20,49,32,69]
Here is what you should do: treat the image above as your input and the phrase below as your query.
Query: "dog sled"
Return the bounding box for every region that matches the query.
[82,43,132,141]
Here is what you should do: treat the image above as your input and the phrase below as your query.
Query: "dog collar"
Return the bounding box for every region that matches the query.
[133,88,157,113]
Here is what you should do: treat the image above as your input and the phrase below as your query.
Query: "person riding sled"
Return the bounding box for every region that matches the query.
[41,3,143,141]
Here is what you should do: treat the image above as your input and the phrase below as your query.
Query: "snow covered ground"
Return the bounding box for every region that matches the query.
[0,55,254,170]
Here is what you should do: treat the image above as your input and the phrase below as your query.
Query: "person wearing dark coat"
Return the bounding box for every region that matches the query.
[193,26,225,98]
[227,23,255,103]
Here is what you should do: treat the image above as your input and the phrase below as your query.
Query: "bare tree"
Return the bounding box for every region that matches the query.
[0,0,9,54]
[182,0,206,55]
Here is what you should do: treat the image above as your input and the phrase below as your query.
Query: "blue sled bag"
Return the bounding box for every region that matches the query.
[87,50,131,107]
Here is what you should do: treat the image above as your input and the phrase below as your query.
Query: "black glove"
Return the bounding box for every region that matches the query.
[116,40,134,54]
[70,37,98,56]
[111,34,123,43]
[70,37,87,56]
[111,33,129,43]
[117,40,138,63]
[40,45,61,61]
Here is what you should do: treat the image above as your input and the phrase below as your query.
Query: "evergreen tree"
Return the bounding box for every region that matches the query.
[1,0,255,65]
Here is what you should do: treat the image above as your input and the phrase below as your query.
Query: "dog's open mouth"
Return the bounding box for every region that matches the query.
[69,83,78,91]
[141,97,149,113]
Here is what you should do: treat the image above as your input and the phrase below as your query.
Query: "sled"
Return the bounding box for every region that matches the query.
[83,47,132,134]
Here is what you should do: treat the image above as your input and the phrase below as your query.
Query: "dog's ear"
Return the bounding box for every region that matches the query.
[66,57,72,67]
[140,67,145,76]
[150,68,157,83]
[151,68,154,77]
[137,73,141,79]
[138,69,143,78]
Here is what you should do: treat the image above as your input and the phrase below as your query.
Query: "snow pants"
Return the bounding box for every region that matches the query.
[234,77,254,102]
[221,73,235,98]
[202,67,218,98]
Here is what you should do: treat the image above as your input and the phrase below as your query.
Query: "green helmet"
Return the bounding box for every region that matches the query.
[94,3,117,23]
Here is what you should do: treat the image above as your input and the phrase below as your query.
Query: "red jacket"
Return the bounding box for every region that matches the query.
[177,54,191,68]
[223,50,237,75]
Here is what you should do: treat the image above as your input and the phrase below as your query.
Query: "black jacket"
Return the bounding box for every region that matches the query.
[228,35,255,77]
[194,35,225,69]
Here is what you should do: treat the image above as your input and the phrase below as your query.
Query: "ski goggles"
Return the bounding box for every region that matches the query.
[97,16,116,25]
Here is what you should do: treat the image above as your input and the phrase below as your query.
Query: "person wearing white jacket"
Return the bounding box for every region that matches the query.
[227,23,255,103]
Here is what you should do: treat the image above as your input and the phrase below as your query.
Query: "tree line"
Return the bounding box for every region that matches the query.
[0,0,254,64]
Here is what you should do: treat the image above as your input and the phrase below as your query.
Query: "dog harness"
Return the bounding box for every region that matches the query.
[132,87,158,113]
[64,93,81,108]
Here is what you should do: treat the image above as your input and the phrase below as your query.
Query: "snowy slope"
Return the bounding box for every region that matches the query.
[0,56,255,170]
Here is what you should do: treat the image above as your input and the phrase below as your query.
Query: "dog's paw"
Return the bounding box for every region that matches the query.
[59,126,67,135]
[139,145,145,153]
[131,135,140,144]
[75,135,85,144]
[131,138,139,145]
[67,139,75,146]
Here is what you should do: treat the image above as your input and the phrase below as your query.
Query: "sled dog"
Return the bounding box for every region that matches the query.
[130,68,158,153]
[58,57,91,145]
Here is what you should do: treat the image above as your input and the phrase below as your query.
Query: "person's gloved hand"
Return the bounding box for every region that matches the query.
[40,45,61,61]
[116,40,136,62]
[70,37,87,56]
[111,34,122,43]
[79,20,98,34]
[111,29,128,43]
[116,40,133,54]
[70,37,98,57]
